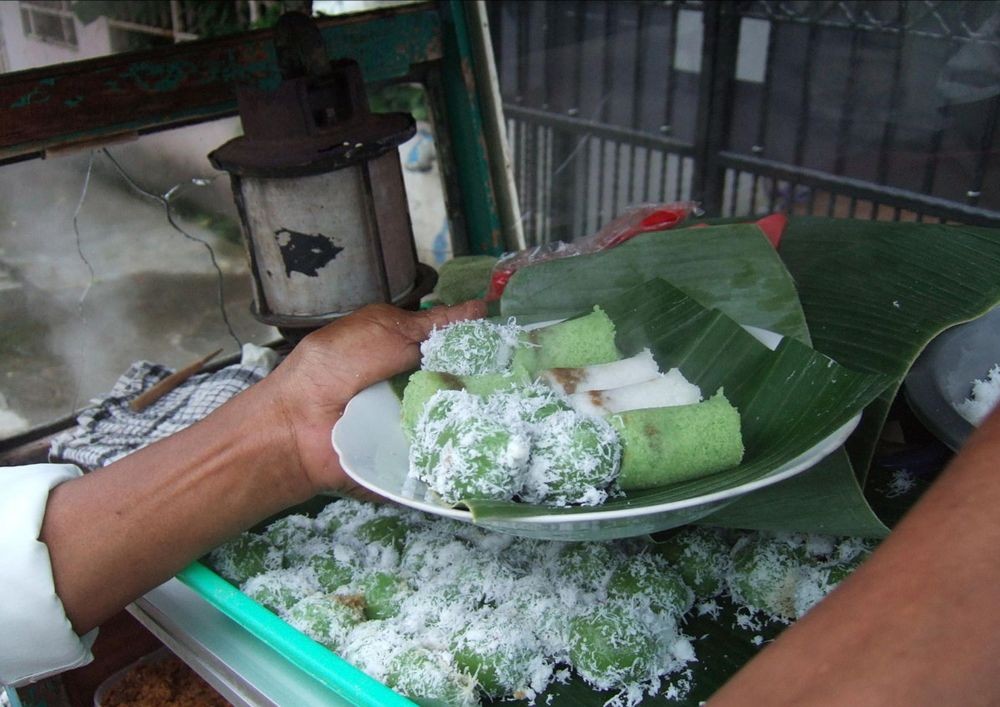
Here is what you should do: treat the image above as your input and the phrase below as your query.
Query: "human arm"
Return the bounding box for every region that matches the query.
[38,300,485,637]
[708,406,1000,706]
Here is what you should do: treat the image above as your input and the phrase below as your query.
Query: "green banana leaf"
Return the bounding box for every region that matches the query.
[500,223,811,345]
[778,218,1000,485]
[468,278,891,532]
[697,450,884,536]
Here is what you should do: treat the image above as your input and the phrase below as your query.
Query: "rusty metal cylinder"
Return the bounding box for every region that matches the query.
[230,151,417,326]
[209,12,427,332]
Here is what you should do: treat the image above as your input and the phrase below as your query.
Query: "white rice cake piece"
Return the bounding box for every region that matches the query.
[569,368,702,417]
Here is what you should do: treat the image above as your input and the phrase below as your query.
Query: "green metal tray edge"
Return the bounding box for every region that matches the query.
[176,561,415,707]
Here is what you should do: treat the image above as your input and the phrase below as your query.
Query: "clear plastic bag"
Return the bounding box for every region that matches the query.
[486,202,698,300]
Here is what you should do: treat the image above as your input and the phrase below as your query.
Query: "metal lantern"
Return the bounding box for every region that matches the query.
[209,13,432,336]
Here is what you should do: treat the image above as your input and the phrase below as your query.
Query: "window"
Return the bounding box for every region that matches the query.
[0,118,281,440]
[20,1,78,49]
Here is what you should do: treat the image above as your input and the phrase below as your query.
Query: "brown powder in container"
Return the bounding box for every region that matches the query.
[100,652,229,707]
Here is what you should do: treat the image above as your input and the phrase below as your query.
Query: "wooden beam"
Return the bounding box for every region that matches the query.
[0,3,442,162]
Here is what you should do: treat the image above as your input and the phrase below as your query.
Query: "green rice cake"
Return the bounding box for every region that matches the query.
[286,593,364,651]
[653,527,732,598]
[613,391,744,490]
[607,554,694,617]
[360,571,412,620]
[522,411,621,505]
[385,647,479,707]
[728,536,808,619]
[568,603,657,689]
[420,319,521,376]
[410,390,531,503]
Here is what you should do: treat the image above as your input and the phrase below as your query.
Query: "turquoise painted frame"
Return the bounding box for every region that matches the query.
[177,561,417,706]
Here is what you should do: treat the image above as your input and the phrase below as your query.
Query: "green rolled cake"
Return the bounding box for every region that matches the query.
[612,390,744,490]
[401,371,463,437]
[512,306,622,376]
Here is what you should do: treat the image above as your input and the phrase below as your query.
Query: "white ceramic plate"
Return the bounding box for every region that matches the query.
[332,325,861,541]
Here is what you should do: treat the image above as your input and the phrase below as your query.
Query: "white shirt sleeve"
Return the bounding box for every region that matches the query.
[1,464,98,688]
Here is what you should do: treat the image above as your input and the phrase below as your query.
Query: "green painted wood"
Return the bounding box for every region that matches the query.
[0,5,442,160]
[437,1,504,256]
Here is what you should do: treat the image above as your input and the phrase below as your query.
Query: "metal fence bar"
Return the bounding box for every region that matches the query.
[833,21,863,175]
[662,151,674,202]
[626,2,648,205]
[921,32,959,199]
[587,135,599,234]
[691,2,740,214]
[968,92,1000,208]
[516,1,529,102]
[492,0,1000,241]
[792,21,820,167]
[806,183,818,214]
[751,13,779,214]
[543,2,567,242]
[876,2,907,185]
[721,151,1000,226]
[503,106,695,155]
[663,2,681,139]
[570,0,587,238]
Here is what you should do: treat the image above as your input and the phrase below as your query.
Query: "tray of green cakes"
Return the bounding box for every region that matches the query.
[191,493,876,707]
[333,279,885,541]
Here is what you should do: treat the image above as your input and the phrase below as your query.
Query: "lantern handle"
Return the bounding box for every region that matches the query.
[274,11,332,80]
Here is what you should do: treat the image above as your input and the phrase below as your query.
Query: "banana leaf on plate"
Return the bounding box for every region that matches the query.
[468,277,891,535]
[488,222,891,536]
[485,217,1000,535]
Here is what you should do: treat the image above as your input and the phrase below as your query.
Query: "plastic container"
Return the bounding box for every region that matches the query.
[176,562,414,706]
[93,647,226,707]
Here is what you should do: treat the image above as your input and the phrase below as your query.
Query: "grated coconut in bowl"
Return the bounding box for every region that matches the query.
[955,363,1000,425]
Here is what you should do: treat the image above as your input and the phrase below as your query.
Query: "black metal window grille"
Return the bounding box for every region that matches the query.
[488,0,1000,247]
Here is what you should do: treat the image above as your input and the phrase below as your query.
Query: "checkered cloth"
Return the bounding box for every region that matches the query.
[49,344,279,469]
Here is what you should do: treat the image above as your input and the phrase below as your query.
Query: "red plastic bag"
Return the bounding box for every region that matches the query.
[485,202,697,301]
